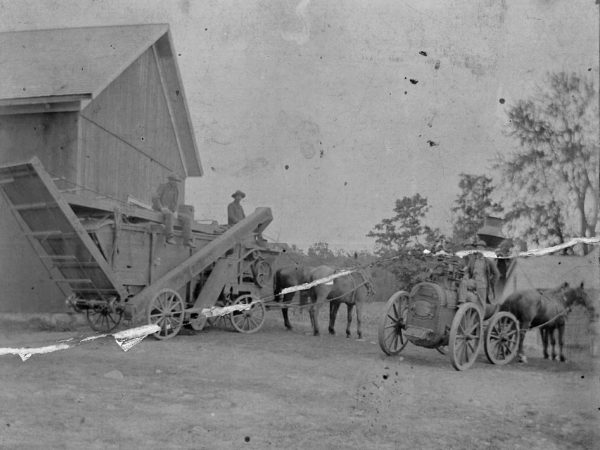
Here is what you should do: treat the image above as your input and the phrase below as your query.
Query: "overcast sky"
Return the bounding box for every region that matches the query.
[1,0,598,251]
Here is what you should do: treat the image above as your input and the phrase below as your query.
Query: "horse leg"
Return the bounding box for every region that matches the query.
[311,303,321,336]
[310,295,323,336]
[345,303,354,338]
[549,328,557,360]
[328,301,340,335]
[557,324,566,362]
[541,328,550,359]
[517,321,530,363]
[282,307,292,330]
[355,299,363,340]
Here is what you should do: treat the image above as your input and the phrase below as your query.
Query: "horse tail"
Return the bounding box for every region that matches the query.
[273,269,281,299]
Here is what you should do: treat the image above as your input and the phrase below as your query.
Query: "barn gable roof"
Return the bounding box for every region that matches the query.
[0,24,202,176]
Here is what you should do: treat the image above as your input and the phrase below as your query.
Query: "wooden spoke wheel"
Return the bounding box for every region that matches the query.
[230,295,265,334]
[86,302,122,333]
[484,311,520,365]
[378,291,410,356]
[449,303,483,371]
[251,259,272,288]
[148,289,185,340]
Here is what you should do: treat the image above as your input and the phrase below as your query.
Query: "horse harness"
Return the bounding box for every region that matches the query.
[345,268,376,304]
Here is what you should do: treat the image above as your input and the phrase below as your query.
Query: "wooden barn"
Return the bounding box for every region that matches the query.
[0,24,202,313]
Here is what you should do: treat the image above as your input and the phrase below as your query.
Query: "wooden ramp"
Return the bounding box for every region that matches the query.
[0,157,126,302]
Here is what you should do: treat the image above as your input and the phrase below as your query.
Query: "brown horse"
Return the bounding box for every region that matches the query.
[500,282,593,363]
[273,265,313,331]
[273,265,374,338]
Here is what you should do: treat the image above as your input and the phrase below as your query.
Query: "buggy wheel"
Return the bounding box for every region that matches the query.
[86,302,122,333]
[230,295,265,334]
[449,303,483,371]
[484,311,520,365]
[378,291,410,356]
[148,289,185,340]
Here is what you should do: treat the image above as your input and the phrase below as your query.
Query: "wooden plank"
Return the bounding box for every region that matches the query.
[14,201,58,210]
[56,278,93,284]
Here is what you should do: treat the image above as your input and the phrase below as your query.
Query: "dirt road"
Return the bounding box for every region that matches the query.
[1,304,598,449]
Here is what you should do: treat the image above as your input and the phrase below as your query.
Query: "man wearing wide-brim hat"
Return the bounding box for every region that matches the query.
[228,190,246,226]
[464,236,500,307]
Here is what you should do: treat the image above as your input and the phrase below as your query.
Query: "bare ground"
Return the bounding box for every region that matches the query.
[1,303,598,450]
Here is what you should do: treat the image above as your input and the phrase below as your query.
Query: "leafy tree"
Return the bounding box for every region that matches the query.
[367,193,439,252]
[495,72,599,247]
[367,194,443,287]
[451,173,503,243]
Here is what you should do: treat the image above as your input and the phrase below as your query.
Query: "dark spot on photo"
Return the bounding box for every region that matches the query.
[427,140,439,147]
[409,79,418,85]
[284,164,289,170]
[210,166,216,171]
[244,436,250,442]
[419,50,427,56]
[344,181,348,186]
[382,374,388,380]
[404,91,408,95]
[320,150,324,158]
[434,60,441,70]
[499,98,505,104]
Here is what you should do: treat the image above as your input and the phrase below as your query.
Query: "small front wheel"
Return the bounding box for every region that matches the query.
[378,291,410,356]
[484,311,520,365]
[148,289,185,340]
[230,295,265,334]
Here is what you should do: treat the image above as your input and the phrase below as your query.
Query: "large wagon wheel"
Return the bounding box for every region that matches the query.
[449,303,483,371]
[378,291,410,356]
[251,258,272,288]
[86,300,122,333]
[230,294,265,334]
[484,311,520,365]
[148,289,185,340]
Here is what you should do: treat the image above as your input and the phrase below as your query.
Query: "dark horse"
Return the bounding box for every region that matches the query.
[273,265,374,338]
[500,282,593,363]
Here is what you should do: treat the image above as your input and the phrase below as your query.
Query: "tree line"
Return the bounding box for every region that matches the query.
[290,71,598,289]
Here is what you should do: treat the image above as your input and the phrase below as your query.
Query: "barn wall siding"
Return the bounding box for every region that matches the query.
[0,112,79,181]
[80,46,184,205]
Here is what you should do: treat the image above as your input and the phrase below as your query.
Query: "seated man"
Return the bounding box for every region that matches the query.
[152,174,195,248]
[227,190,246,226]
